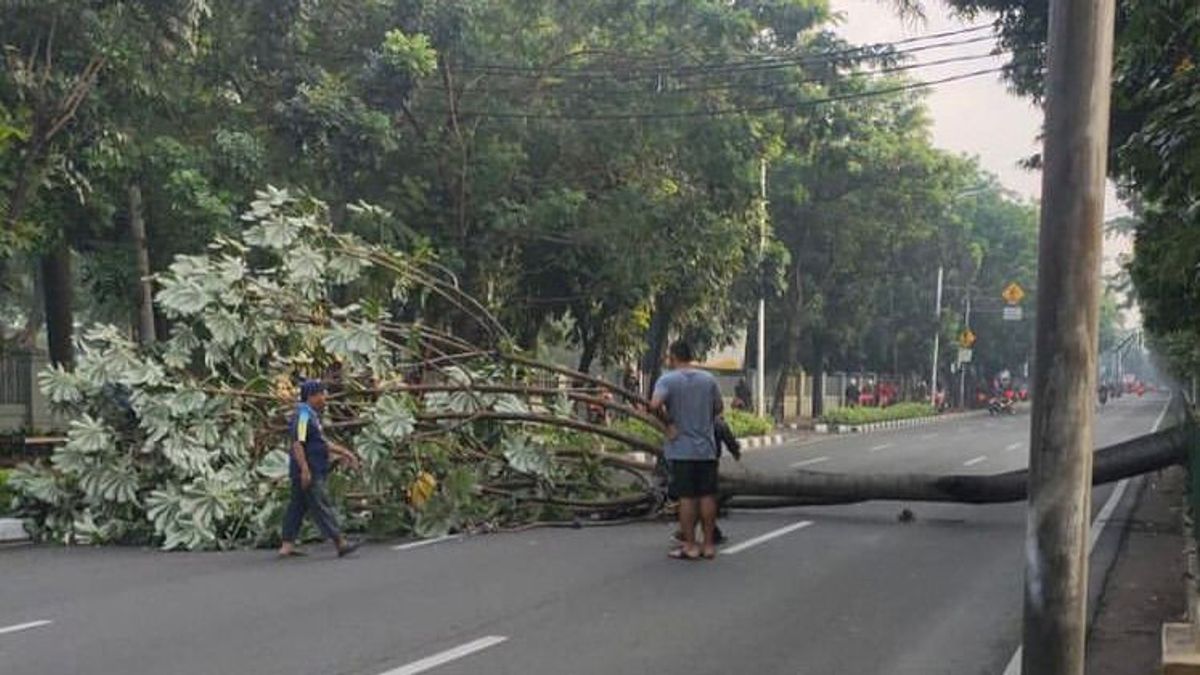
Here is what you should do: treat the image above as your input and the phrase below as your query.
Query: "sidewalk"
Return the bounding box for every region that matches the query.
[1086,466,1188,674]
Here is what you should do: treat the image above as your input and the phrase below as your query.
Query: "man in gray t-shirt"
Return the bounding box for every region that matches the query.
[651,339,723,560]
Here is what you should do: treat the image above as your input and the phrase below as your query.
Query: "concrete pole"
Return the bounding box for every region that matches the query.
[931,266,944,406]
[756,158,768,418]
[1021,0,1116,672]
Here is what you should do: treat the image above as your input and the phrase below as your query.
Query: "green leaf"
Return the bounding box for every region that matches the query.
[256,450,291,480]
[502,437,554,478]
[321,321,379,358]
[66,415,114,453]
[38,366,84,404]
[371,394,416,440]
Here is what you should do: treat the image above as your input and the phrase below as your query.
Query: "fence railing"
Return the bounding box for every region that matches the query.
[0,350,54,433]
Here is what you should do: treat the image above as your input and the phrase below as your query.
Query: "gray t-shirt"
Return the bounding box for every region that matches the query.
[653,368,721,461]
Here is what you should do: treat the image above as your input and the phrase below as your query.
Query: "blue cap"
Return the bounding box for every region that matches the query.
[299,380,326,401]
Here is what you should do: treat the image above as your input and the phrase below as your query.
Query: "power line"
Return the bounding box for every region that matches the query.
[457,24,996,78]
[438,49,1015,99]
[433,67,1005,121]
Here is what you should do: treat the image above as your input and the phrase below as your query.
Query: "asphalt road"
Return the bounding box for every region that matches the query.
[0,395,1173,675]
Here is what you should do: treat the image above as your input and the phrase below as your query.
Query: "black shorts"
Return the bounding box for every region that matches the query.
[668,460,719,499]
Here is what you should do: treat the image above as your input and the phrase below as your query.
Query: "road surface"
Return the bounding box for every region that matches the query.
[0,395,1173,675]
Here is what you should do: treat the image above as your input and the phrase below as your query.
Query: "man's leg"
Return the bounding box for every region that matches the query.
[678,497,700,555]
[699,460,720,557]
[306,477,358,556]
[304,477,343,542]
[699,495,719,556]
[279,480,308,555]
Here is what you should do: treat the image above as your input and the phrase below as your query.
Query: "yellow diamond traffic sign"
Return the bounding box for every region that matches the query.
[1002,282,1026,305]
[959,329,976,348]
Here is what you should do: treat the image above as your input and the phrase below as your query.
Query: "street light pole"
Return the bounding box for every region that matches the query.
[756,158,768,418]
[930,266,944,406]
[1021,0,1116,672]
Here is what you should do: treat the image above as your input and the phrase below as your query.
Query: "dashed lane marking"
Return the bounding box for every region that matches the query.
[790,456,830,469]
[722,521,814,555]
[0,620,53,637]
[379,636,509,675]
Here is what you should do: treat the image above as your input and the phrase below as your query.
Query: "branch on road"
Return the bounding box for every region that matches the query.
[720,425,1191,506]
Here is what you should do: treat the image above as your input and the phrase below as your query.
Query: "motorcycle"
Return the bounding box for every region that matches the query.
[988,395,1016,416]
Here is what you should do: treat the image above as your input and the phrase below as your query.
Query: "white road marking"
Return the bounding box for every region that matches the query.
[722,521,814,555]
[1005,442,1023,452]
[0,620,52,636]
[1001,396,1173,675]
[790,456,830,469]
[380,636,508,675]
[391,535,461,551]
[963,455,988,467]
[869,443,894,452]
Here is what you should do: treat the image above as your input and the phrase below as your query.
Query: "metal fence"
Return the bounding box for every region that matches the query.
[0,351,32,405]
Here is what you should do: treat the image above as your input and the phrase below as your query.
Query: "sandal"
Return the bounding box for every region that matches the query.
[667,547,701,561]
[277,549,308,559]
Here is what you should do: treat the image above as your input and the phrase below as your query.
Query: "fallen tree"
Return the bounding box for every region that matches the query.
[721,423,1191,508]
[8,187,1191,550]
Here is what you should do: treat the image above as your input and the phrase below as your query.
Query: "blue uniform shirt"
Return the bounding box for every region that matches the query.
[289,402,330,478]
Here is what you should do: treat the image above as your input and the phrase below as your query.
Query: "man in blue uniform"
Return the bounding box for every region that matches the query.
[278,380,362,558]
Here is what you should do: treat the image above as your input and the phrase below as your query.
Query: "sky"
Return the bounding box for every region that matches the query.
[828,0,1137,320]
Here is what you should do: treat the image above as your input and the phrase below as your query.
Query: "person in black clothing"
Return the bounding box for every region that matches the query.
[734,377,752,411]
[845,379,860,407]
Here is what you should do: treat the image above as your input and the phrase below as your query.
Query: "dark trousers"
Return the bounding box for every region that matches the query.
[281,475,341,542]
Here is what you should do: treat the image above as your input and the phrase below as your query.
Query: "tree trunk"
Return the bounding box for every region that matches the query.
[577,332,598,374]
[810,334,826,418]
[16,258,45,348]
[41,241,74,368]
[720,424,1187,505]
[640,298,672,396]
[771,259,804,419]
[129,182,157,346]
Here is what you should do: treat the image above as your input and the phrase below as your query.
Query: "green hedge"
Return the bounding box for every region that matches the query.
[0,468,12,514]
[725,409,773,437]
[820,402,937,426]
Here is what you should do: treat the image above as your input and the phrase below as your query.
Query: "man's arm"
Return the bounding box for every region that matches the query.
[649,377,669,420]
[329,441,362,470]
[292,441,312,487]
[293,412,313,487]
[712,379,725,417]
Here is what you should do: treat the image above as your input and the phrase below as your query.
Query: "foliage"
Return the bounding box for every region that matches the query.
[0,468,12,513]
[725,410,774,438]
[944,0,1200,380]
[820,402,937,426]
[11,191,656,549]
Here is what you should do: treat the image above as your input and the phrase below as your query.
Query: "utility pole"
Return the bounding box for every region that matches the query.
[930,266,944,406]
[756,158,768,418]
[1021,0,1116,672]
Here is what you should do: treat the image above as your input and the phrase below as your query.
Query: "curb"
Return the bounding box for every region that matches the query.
[739,434,787,450]
[813,411,983,435]
[0,517,29,543]
[628,433,791,463]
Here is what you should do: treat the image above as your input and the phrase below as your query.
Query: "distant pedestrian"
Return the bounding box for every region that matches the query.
[845,379,860,408]
[734,377,752,411]
[622,365,640,399]
[651,340,723,561]
[278,380,362,559]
